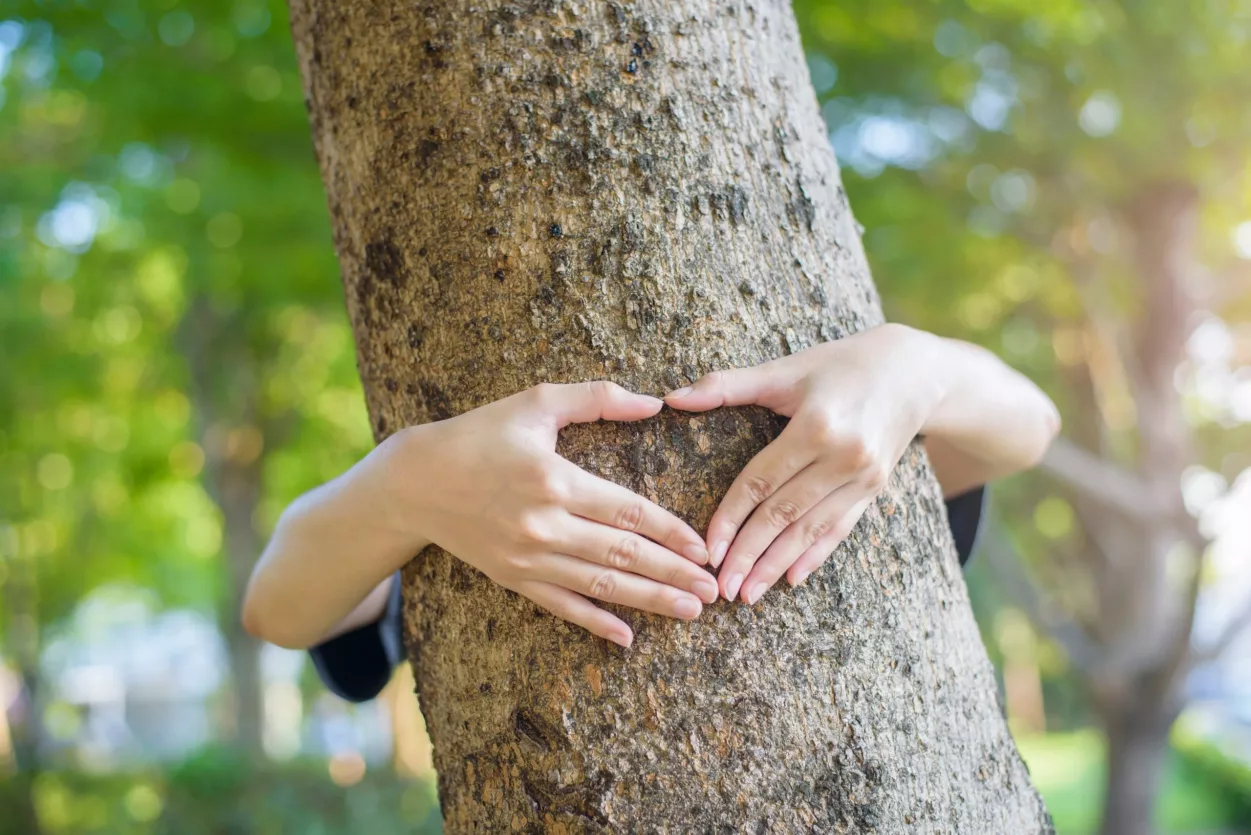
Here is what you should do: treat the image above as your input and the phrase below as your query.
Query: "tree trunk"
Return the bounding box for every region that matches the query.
[4,528,44,834]
[214,449,267,758]
[1098,712,1172,835]
[289,1,1052,831]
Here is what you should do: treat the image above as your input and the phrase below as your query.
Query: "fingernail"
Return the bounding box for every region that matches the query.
[666,386,693,398]
[684,543,709,564]
[711,541,728,568]
[642,395,664,408]
[747,583,767,605]
[673,597,701,619]
[724,573,744,602]
[611,630,633,648]
[693,577,718,603]
[791,570,811,587]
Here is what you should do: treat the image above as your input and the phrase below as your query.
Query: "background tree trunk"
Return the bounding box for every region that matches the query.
[289,1,1052,831]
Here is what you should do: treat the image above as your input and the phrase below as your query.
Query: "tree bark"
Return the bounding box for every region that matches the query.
[289,1,1052,831]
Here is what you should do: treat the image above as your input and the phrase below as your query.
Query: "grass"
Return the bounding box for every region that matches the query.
[1017,729,1237,834]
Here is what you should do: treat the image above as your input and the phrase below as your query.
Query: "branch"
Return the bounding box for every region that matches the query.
[1039,437,1159,523]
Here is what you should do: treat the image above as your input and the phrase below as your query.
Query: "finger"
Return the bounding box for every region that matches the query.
[786,496,874,588]
[527,381,663,428]
[518,580,633,647]
[706,428,814,570]
[741,487,869,604]
[537,554,704,621]
[663,364,795,413]
[717,461,852,592]
[552,515,718,604]
[556,459,707,564]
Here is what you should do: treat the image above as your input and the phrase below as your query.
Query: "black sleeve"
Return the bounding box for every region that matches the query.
[944,485,986,567]
[308,572,404,703]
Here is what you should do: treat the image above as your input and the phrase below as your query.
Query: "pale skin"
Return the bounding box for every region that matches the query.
[242,323,1059,650]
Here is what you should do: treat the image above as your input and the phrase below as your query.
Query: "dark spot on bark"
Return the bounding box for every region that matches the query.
[407,323,424,349]
[486,226,500,237]
[536,284,557,306]
[726,184,749,223]
[346,94,358,110]
[417,139,440,168]
[384,378,398,393]
[514,709,561,751]
[549,223,563,238]
[519,769,612,827]
[423,40,449,70]
[486,619,496,640]
[365,237,406,287]
[626,58,638,74]
[494,269,507,282]
[787,176,817,232]
[419,381,454,421]
[376,414,387,435]
[418,247,427,257]
[738,280,756,297]
[478,682,491,694]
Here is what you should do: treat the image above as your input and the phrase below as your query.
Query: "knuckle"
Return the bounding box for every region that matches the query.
[744,475,774,504]
[588,379,616,400]
[803,517,833,546]
[807,414,842,446]
[588,571,617,600]
[535,472,568,503]
[841,436,874,470]
[701,370,723,391]
[515,512,549,544]
[504,553,534,574]
[614,500,645,532]
[606,535,638,570]
[767,500,803,528]
[863,463,890,491]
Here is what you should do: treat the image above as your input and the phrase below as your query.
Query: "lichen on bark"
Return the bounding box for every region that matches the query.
[289,0,1053,831]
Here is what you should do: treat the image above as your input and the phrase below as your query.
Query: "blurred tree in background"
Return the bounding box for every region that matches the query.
[0,0,373,826]
[795,0,1251,832]
[1,0,1250,833]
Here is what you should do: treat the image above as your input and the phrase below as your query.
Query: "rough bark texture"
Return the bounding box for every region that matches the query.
[289,1,1052,831]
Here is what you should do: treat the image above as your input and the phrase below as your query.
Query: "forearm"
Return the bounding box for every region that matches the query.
[911,330,1060,495]
[242,429,429,649]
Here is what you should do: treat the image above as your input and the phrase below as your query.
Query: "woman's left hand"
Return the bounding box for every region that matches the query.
[664,324,945,604]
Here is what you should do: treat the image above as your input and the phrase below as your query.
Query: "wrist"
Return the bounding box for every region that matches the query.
[372,425,435,555]
[885,325,952,431]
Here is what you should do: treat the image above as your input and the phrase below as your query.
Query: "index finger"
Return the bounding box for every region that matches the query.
[706,428,813,567]
[555,459,708,565]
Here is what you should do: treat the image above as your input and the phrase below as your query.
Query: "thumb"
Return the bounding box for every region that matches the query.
[663,365,789,412]
[529,381,663,428]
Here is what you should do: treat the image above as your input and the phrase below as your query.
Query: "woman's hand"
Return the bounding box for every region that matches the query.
[395,381,715,647]
[664,324,1057,606]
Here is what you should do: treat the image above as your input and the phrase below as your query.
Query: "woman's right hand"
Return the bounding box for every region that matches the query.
[389,381,715,647]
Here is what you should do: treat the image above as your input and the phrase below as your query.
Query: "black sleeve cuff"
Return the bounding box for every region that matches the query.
[308,573,404,703]
[944,485,986,567]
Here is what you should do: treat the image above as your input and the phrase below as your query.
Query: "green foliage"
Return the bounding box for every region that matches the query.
[1017,730,1237,834]
[0,0,371,642]
[0,752,441,835]
[1173,724,1251,826]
